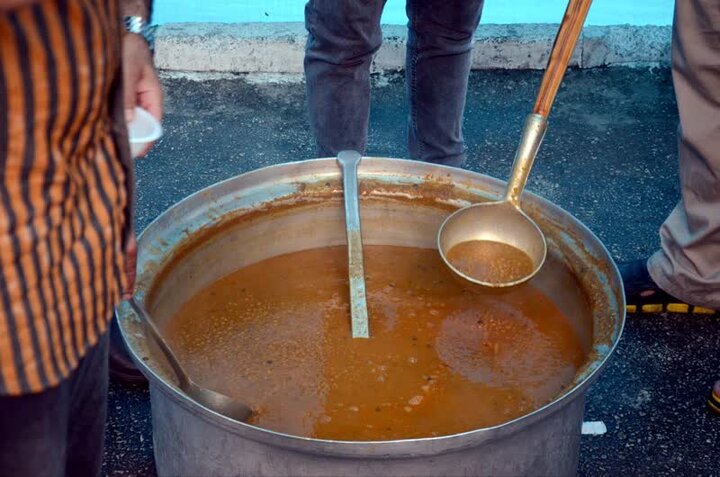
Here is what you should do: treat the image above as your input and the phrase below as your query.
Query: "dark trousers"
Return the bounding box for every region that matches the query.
[304,0,484,166]
[0,333,109,477]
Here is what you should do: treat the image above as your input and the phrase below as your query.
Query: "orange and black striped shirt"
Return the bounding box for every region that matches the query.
[0,0,130,396]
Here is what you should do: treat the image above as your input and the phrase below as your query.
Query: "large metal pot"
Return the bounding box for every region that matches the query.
[117,158,624,477]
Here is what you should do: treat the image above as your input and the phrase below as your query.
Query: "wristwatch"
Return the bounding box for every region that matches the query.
[123,15,156,52]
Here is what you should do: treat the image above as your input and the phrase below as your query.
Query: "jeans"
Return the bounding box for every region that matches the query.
[304,0,484,166]
[0,333,109,477]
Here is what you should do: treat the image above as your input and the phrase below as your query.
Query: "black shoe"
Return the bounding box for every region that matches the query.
[109,315,148,386]
[708,381,720,415]
[619,259,715,315]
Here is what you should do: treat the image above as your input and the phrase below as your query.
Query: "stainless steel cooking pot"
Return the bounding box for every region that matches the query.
[116,157,624,477]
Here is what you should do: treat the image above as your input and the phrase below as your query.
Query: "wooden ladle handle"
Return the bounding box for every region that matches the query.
[533,0,593,117]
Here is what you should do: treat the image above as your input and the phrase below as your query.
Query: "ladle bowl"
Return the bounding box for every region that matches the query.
[184,382,254,423]
[438,200,547,289]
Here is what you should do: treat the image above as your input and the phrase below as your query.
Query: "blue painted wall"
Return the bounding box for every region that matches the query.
[155,0,673,26]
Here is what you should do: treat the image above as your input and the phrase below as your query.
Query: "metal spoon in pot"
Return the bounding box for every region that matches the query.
[127,297,253,422]
[438,0,593,289]
[337,150,370,338]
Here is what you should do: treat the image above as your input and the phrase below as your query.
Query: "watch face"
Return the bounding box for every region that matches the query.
[124,16,145,35]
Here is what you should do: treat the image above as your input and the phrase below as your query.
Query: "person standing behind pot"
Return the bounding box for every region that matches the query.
[0,0,162,475]
[618,0,719,414]
[304,0,484,167]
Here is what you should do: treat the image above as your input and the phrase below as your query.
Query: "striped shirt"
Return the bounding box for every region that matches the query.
[0,0,130,396]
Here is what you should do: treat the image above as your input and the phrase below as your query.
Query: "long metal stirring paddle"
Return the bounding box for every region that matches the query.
[127,297,253,422]
[337,150,370,338]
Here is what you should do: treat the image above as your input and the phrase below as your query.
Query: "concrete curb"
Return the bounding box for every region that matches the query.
[155,22,671,74]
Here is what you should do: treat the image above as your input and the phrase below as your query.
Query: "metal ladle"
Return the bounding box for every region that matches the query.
[438,0,593,289]
[337,150,370,338]
[127,297,253,422]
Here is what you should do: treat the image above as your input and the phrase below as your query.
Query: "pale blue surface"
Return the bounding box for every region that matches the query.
[155,0,673,26]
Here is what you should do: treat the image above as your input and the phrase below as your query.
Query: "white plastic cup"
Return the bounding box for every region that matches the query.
[127,106,162,157]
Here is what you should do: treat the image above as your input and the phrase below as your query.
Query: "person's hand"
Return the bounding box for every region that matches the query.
[122,235,138,300]
[122,33,163,156]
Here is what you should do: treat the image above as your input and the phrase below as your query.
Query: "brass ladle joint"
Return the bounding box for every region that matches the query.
[504,114,548,208]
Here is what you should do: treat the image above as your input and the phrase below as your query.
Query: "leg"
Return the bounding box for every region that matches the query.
[647,0,720,309]
[109,315,147,385]
[0,385,69,477]
[65,332,109,477]
[406,0,484,166]
[304,0,386,156]
[0,332,109,477]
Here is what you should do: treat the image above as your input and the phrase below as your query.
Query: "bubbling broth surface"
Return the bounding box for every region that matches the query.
[164,245,585,440]
[446,240,535,284]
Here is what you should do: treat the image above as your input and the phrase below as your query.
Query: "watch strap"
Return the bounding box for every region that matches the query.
[123,15,156,52]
